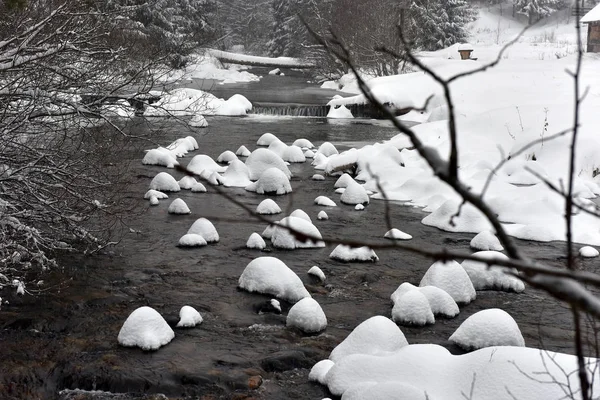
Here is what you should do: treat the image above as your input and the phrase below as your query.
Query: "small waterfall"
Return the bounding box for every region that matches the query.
[250,102,402,119]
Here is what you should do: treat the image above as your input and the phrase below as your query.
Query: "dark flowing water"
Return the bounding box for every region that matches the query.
[1,98,598,399]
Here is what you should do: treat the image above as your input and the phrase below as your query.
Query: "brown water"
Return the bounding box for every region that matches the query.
[1,116,598,400]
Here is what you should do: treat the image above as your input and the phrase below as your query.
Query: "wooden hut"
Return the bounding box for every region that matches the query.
[581,4,600,52]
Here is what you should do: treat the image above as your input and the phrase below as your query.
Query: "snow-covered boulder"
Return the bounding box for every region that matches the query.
[191,182,207,192]
[186,154,226,175]
[340,382,429,400]
[304,149,315,158]
[117,306,174,350]
[309,360,335,385]
[293,138,314,149]
[470,230,504,251]
[245,167,292,195]
[245,148,291,180]
[149,196,159,206]
[268,139,288,157]
[178,176,199,190]
[329,316,408,362]
[422,200,491,233]
[419,261,476,304]
[317,211,329,220]
[166,138,195,157]
[312,174,325,181]
[189,114,208,127]
[236,145,252,157]
[392,290,434,326]
[221,159,252,187]
[270,216,325,249]
[391,283,459,319]
[178,233,207,247]
[187,218,219,243]
[316,142,339,157]
[257,132,279,146]
[168,198,191,214]
[384,228,412,240]
[449,308,525,350]
[238,256,310,303]
[308,266,326,282]
[461,251,524,292]
[334,173,354,188]
[149,172,180,192]
[327,104,353,119]
[143,149,179,168]
[282,145,306,163]
[289,209,312,223]
[330,245,378,262]
[144,189,168,200]
[354,204,364,211]
[256,199,282,215]
[286,297,327,333]
[580,246,599,258]
[315,196,337,207]
[246,232,266,250]
[217,150,238,164]
[176,306,203,328]
[185,136,199,150]
[340,180,369,205]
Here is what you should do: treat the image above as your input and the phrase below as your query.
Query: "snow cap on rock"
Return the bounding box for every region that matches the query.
[117,306,174,350]
[256,198,282,215]
[149,172,180,192]
[176,306,203,328]
[286,297,327,333]
[449,308,525,350]
[187,218,219,243]
[419,260,476,304]
[168,198,191,214]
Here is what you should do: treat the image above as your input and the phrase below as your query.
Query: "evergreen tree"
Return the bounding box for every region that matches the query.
[268,0,312,57]
[513,0,565,24]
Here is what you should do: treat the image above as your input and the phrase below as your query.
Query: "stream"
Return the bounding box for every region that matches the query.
[0,74,596,400]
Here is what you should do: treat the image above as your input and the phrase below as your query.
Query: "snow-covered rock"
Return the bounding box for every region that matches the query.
[354,204,364,211]
[391,290,435,326]
[317,211,329,220]
[289,209,312,223]
[256,199,282,215]
[238,256,310,303]
[167,138,195,156]
[449,308,525,350]
[187,218,219,243]
[282,145,306,163]
[309,359,335,385]
[461,251,524,292]
[316,142,339,157]
[143,149,179,168]
[391,283,459,320]
[304,149,315,158]
[340,382,428,400]
[327,104,353,119]
[470,230,504,251]
[185,136,199,150]
[286,297,327,333]
[334,173,354,188]
[580,246,599,258]
[189,114,208,127]
[221,159,252,187]
[117,306,174,350]
[312,174,325,181]
[168,198,191,214]
[315,196,337,207]
[308,266,326,282]
[329,315,408,362]
[270,216,325,249]
[144,189,168,200]
[293,138,314,148]
[245,148,292,180]
[247,232,266,250]
[178,233,208,247]
[191,182,207,192]
[149,196,159,206]
[178,176,198,190]
[217,150,238,163]
[419,261,476,304]
[340,180,369,205]
[384,228,412,240]
[186,154,226,175]
[176,305,203,328]
[149,172,180,192]
[236,145,252,157]
[330,245,378,262]
[245,167,292,195]
[257,132,279,146]
[422,200,492,233]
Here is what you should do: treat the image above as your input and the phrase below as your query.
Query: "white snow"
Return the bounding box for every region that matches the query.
[173,52,261,84]
[188,114,208,127]
[316,142,339,157]
[187,218,219,243]
[149,172,180,192]
[581,4,600,23]
[390,283,459,319]
[206,49,313,68]
[117,306,174,350]
[176,305,203,328]
[256,199,282,215]
[236,145,252,157]
[270,216,325,249]
[354,204,364,211]
[329,315,409,362]
[186,154,227,175]
[238,256,311,303]
[286,297,327,333]
[304,149,315,158]
[314,196,337,207]
[149,196,159,206]
[191,182,207,192]
[317,211,329,220]
[470,230,504,251]
[245,167,292,195]
[334,173,354,188]
[449,308,525,350]
[340,382,428,400]
[384,228,412,240]
[246,232,266,250]
[461,251,524,292]
[245,148,292,180]
[178,233,207,247]
[419,261,476,304]
[309,359,335,385]
[422,200,492,233]
[281,145,306,163]
[580,246,600,258]
[330,245,378,262]
[168,198,191,214]
[178,176,199,190]
[142,149,179,168]
[144,189,168,200]
[312,174,325,181]
[340,180,369,205]
[217,150,238,164]
[308,266,326,282]
[293,138,314,148]
[391,290,435,326]
[145,88,251,117]
[256,133,279,146]
[269,68,282,75]
[270,299,282,313]
[221,159,252,187]
[327,104,354,119]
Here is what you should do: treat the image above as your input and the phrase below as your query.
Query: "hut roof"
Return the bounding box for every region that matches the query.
[581,4,600,23]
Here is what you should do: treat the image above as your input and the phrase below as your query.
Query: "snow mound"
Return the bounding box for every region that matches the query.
[282,145,306,163]
[312,174,325,181]
[330,245,378,262]
[289,209,312,223]
[470,230,504,251]
[329,315,408,362]
[419,261,476,304]
[178,233,208,247]
[245,148,292,180]
[315,196,337,207]
[257,132,279,146]
[236,145,252,157]
[189,114,208,127]
[309,359,335,385]
[187,218,219,243]
[317,211,329,220]
[391,283,459,319]
[256,199,282,215]
[293,138,314,148]
[392,290,434,326]
[191,182,207,192]
[270,216,325,249]
[422,200,491,233]
[316,142,339,157]
[186,154,226,175]
[168,198,191,214]
[304,149,315,158]
[286,297,327,333]
[268,139,288,157]
[341,382,429,400]
[117,306,174,350]
[461,251,524,292]
[354,204,364,211]
[384,228,412,240]
[340,180,369,205]
[149,172,180,192]
[449,308,525,350]
[176,305,203,328]
[217,150,238,164]
[178,176,199,190]
[167,138,196,156]
[238,256,311,303]
[580,246,599,258]
[144,189,168,200]
[334,173,354,188]
[327,104,353,119]
[245,167,292,195]
[308,266,326,282]
[185,136,199,150]
[221,159,252,187]
[246,232,266,250]
[143,149,179,168]
[149,196,159,206]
